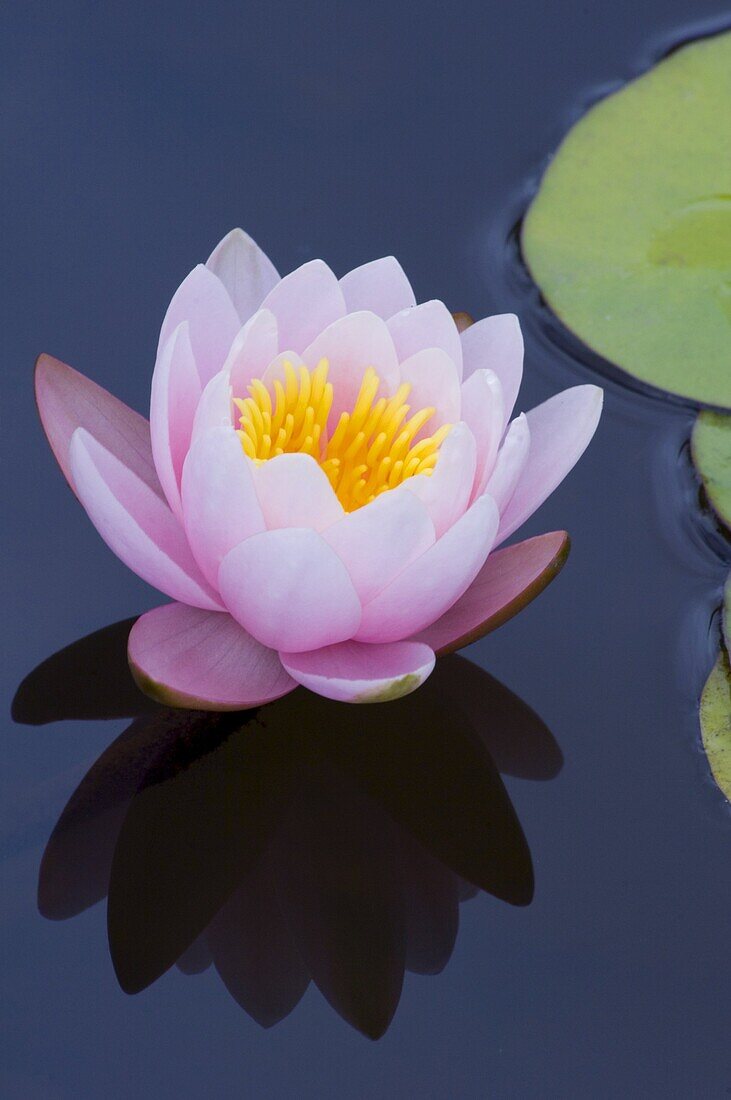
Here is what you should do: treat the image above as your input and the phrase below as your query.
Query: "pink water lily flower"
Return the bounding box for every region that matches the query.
[36,229,602,707]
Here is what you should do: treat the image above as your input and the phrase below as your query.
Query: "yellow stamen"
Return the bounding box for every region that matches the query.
[235,359,451,511]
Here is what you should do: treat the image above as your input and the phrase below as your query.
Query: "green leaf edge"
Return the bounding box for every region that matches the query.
[521,32,731,413]
[700,641,731,803]
[691,411,731,532]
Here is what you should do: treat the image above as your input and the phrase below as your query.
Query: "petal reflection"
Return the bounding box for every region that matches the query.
[25,625,561,1038]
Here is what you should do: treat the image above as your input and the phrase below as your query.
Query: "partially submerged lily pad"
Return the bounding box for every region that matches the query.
[700,646,731,802]
[691,411,731,531]
[522,31,731,409]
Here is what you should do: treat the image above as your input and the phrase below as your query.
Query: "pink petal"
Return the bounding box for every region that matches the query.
[181,427,266,589]
[497,385,603,545]
[252,453,344,531]
[355,494,499,643]
[35,354,161,499]
[302,311,400,423]
[69,428,223,610]
[339,257,416,319]
[461,314,523,430]
[205,228,280,322]
[484,413,530,512]
[414,531,570,655]
[158,264,241,388]
[218,527,362,651]
[280,639,435,703]
[387,301,463,380]
[128,602,295,710]
[260,350,307,390]
[461,369,504,500]
[403,422,476,537]
[191,368,234,445]
[323,487,435,603]
[149,322,202,520]
[259,260,346,352]
[223,309,279,397]
[398,347,461,435]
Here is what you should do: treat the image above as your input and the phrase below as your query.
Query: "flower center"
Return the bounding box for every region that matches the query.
[234,359,451,512]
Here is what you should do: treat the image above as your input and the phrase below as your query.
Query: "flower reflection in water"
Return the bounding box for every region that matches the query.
[14,621,562,1038]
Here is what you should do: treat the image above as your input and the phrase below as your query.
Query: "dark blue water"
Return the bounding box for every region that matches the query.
[2,2,730,1096]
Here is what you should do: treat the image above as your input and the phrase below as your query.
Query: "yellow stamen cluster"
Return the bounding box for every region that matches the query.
[235,359,451,512]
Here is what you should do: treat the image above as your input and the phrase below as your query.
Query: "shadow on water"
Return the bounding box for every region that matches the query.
[13,621,562,1039]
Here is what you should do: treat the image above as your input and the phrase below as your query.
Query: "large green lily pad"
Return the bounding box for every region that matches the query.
[700,644,731,802]
[691,411,731,531]
[522,31,731,409]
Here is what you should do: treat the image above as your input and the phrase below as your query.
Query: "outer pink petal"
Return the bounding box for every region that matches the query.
[158,264,241,388]
[496,385,603,545]
[398,348,461,435]
[252,453,344,531]
[403,422,476,537]
[191,368,234,445]
[355,494,499,643]
[279,640,435,703]
[35,354,161,499]
[128,602,295,710]
[222,309,279,397]
[461,368,504,500]
[206,229,280,322]
[181,427,266,589]
[461,314,523,430]
[414,531,570,655]
[302,311,400,424]
[484,413,530,512]
[69,428,223,610]
[218,528,362,652]
[149,322,202,520]
[259,260,346,352]
[387,301,463,380]
[339,257,416,319]
[322,487,435,603]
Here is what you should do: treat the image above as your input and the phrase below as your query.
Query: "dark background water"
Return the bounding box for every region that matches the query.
[2,1,731,1096]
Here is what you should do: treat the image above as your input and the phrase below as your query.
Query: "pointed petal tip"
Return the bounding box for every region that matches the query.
[34,350,57,381]
[568,382,604,414]
[339,255,416,319]
[34,351,76,417]
[208,226,248,251]
[496,383,604,544]
[206,227,278,280]
[34,353,162,501]
[561,382,604,435]
[34,351,64,430]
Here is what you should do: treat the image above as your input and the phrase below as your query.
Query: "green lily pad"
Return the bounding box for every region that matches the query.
[522,31,731,409]
[691,411,731,531]
[700,645,731,801]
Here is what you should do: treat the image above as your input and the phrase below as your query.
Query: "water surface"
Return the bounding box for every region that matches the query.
[2,1,730,1096]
